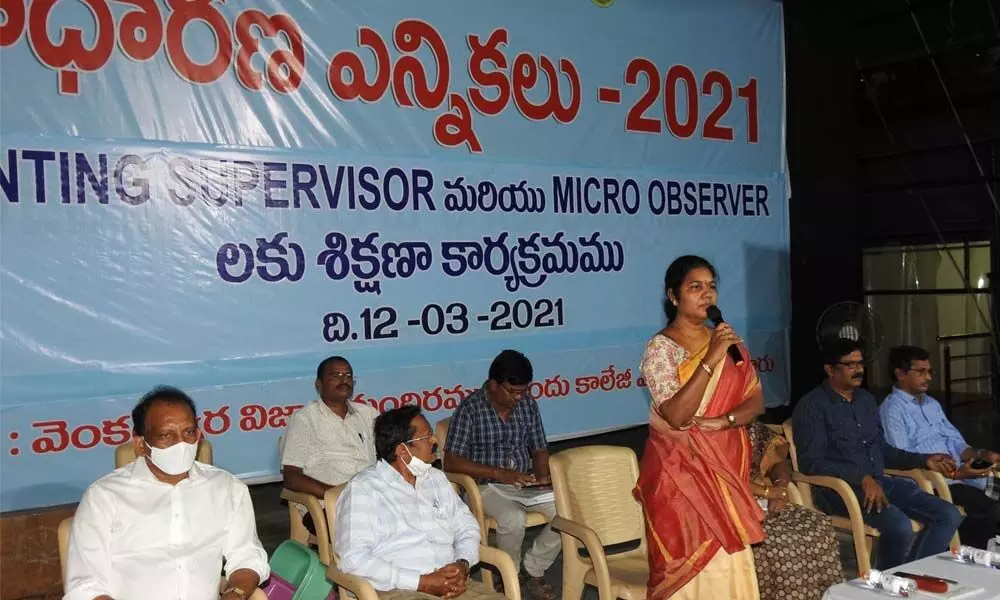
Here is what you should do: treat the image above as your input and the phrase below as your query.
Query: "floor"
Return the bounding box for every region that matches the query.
[250,402,1000,599]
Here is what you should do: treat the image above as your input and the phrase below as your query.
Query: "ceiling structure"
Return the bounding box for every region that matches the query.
[847,0,1000,242]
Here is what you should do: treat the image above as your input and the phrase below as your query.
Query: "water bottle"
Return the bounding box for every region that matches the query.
[866,570,917,596]
[954,545,1000,568]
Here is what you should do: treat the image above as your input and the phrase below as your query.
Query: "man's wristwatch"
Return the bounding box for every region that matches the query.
[457,559,471,577]
[222,587,247,599]
[726,413,736,428]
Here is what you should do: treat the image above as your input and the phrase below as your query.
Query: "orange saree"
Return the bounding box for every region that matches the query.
[636,335,765,600]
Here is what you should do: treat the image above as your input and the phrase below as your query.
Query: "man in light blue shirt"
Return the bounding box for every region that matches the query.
[880,345,999,549]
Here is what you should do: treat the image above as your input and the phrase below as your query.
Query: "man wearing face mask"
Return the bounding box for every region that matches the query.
[64,386,269,600]
[792,339,962,570]
[335,406,505,600]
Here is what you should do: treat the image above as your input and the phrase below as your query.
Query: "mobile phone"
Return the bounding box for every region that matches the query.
[970,458,993,470]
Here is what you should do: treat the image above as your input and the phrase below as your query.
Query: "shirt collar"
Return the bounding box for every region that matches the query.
[319,399,356,419]
[375,458,411,486]
[129,453,205,484]
[891,386,922,405]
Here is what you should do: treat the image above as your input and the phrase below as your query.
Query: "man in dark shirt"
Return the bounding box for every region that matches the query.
[792,338,962,570]
[444,350,558,600]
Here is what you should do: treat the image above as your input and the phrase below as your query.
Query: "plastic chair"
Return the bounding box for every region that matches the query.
[114,439,214,468]
[920,469,964,551]
[278,435,333,566]
[266,539,334,600]
[59,516,266,599]
[549,446,648,600]
[323,484,522,600]
[436,417,551,539]
[783,418,926,575]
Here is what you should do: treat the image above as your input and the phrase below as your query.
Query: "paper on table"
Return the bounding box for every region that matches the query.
[488,483,555,507]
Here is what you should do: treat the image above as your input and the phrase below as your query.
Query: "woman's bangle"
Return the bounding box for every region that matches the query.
[700,361,713,376]
[764,486,771,498]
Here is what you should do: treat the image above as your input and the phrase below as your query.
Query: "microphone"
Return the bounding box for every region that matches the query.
[706,305,744,366]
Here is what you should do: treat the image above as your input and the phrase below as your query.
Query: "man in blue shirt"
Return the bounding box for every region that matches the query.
[880,345,999,549]
[793,338,962,569]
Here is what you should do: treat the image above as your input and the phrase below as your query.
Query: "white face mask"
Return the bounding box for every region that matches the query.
[403,445,433,478]
[147,440,198,475]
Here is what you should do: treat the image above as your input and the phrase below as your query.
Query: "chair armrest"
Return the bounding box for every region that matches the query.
[280,488,331,565]
[921,469,955,501]
[550,516,612,600]
[326,563,380,600]
[786,481,804,506]
[885,469,932,494]
[479,545,521,600]
[446,472,488,535]
[792,472,871,574]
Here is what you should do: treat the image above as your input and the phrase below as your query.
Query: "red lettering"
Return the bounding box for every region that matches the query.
[71,424,101,449]
[378,396,399,413]
[421,387,444,411]
[0,0,27,47]
[101,415,132,445]
[391,20,449,110]
[31,420,70,454]
[116,0,164,62]
[328,26,390,102]
[394,392,417,408]
[466,28,509,116]
[202,406,231,435]
[701,70,734,141]
[664,64,698,139]
[239,404,268,432]
[433,93,482,153]
[164,0,233,84]
[599,365,617,391]
[624,58,661,134]
[233,10,305,93]
[543,376,570,398]
[511,54,581,124]
[26,0,116,94]
[737,78,759,143]
[528,382,544,401]
[269,404,303,428]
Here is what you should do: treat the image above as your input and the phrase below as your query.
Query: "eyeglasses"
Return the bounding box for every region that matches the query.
[327,372,355,382]
[837,360,865,369]
[405,433,434,445]
[500,383,529,398]
[908,367,934,376]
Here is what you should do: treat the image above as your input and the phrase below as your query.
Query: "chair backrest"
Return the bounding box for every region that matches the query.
[550,445,645,553]
[435,417,451,466]
[782,418,799,472]
[58,517,73,582]
[114,439,214,468]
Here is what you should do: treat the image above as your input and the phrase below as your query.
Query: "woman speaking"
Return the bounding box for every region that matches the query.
[635,255,766,600]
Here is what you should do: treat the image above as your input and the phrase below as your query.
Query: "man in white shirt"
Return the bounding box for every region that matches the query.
[282,356,378,532]
[335,406,504,600]
[64,386,269,600]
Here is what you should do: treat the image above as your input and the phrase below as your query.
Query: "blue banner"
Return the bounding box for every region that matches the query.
[0,0,787,511]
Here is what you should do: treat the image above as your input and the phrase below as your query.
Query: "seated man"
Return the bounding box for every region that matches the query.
[335,406,505,600]
[792,339,962,570]
[64,386,269,600]
[880,345,999,549]
[282,355,377,532]
[443,350,558,600]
